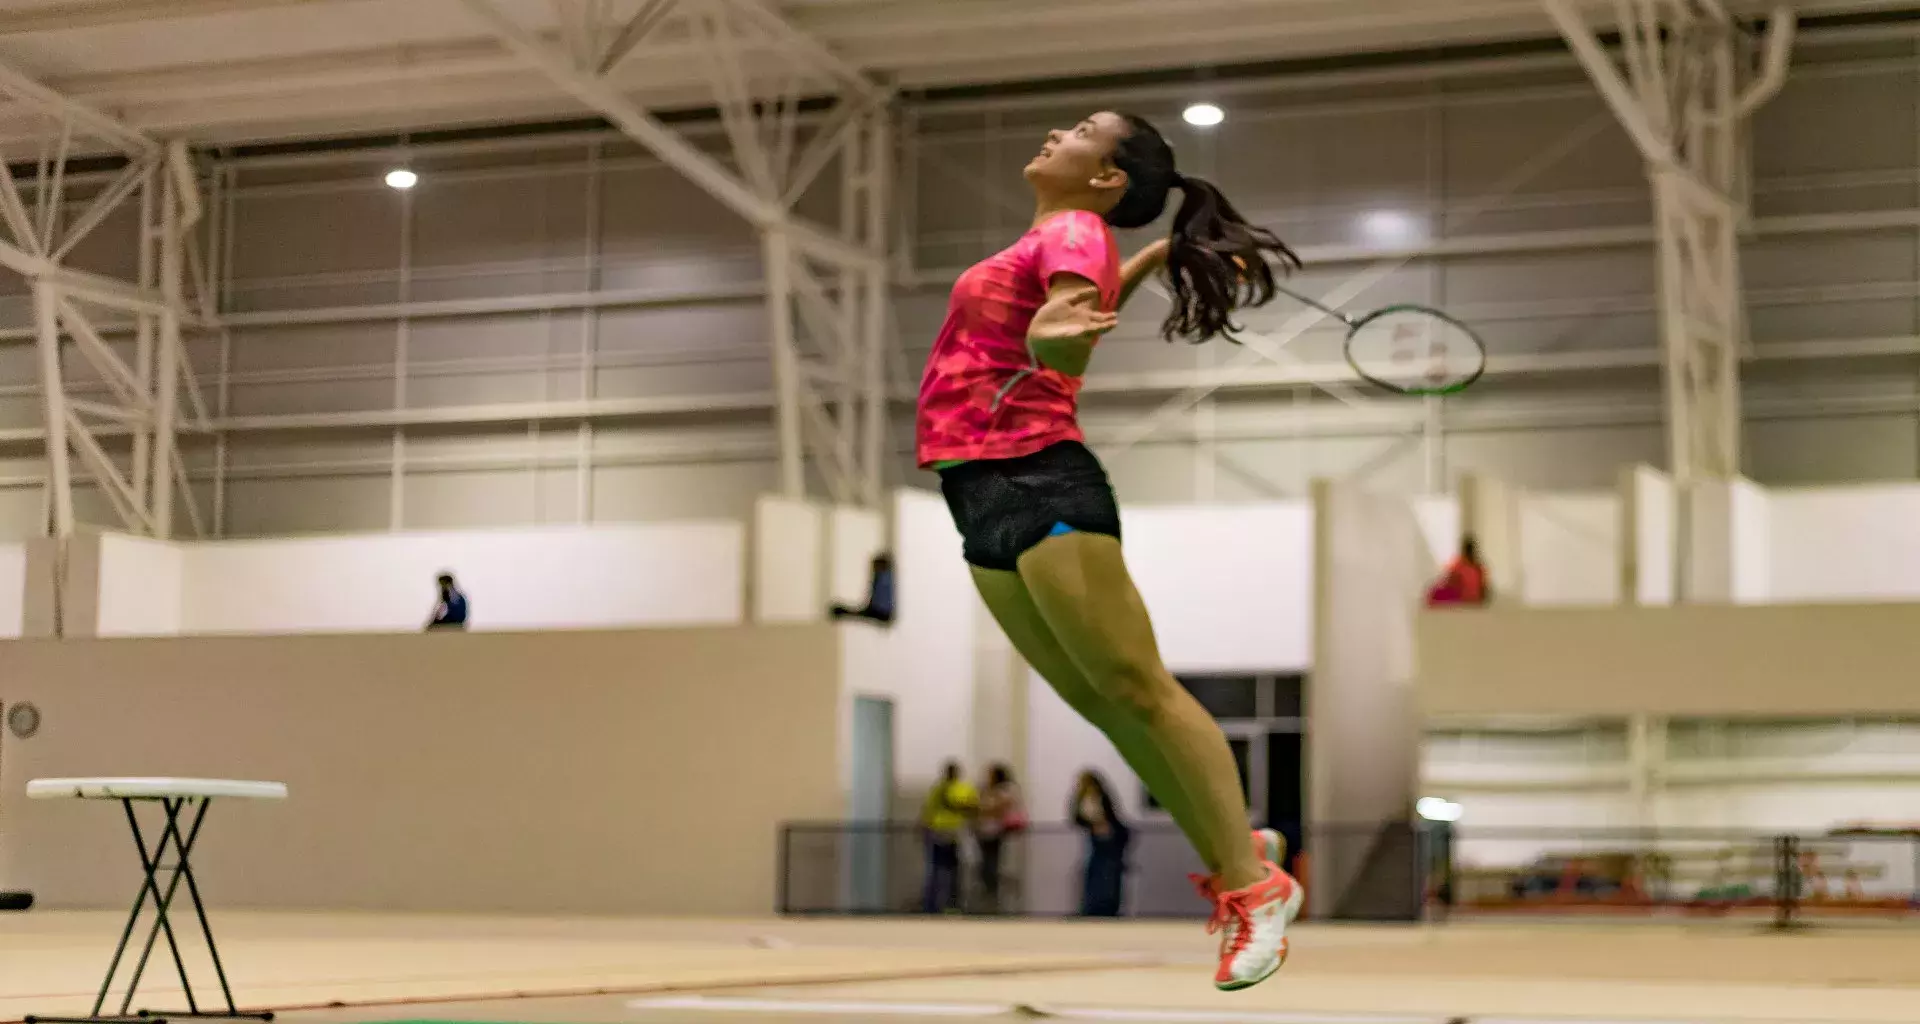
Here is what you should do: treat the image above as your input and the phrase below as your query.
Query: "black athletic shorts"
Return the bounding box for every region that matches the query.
[937,441,1122,572]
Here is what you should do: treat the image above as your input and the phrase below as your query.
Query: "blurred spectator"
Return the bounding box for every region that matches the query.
[426,572,469,631]
[974,763,1027,912]
[920,761,977,913]
[831,553,896,625]
[1072,770,1130,917]
[1427,536,1490,607]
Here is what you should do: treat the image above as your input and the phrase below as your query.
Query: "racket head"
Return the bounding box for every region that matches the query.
[1343,304,1487,396]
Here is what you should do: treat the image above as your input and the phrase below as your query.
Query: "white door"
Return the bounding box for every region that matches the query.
[846,696,895,912]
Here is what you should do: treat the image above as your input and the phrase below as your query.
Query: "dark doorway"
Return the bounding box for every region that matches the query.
[1265,728,1305,873]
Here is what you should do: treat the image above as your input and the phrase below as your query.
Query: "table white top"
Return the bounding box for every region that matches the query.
[27,778,289,801]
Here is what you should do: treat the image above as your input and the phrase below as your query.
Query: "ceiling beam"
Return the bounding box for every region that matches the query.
[720,0,887,105]
[0,58,158,156]
[461,0,772,226]
[0,3,1905,147]
[460,0,882,272]
[597,0,679,76]
[0,0,328,36]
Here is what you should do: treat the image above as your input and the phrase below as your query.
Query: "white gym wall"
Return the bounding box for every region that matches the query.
[1421,473,1920,868]
[77,521,748,636]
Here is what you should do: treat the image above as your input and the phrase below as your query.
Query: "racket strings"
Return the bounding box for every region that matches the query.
[1345,306,1486,395]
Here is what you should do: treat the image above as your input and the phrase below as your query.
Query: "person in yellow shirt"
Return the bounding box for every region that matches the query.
[920,761,979,913]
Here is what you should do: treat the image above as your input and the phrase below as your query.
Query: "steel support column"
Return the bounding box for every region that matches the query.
[763,227,805,496]
[858,112,892,506]
[1544,0,1795,596]
[32,280,72,537]
[0,59,210,542]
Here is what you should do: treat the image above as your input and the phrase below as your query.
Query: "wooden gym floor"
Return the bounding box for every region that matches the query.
[7,911,1920,1024]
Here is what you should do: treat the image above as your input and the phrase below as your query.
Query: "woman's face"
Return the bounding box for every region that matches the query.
[1024,111,1130,199]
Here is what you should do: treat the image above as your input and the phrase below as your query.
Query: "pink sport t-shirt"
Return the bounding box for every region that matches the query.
[916,210,1121,467]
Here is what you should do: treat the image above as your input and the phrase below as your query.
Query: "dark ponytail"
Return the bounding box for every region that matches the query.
[1164,174,1300,343]
[1105,113,1301,344]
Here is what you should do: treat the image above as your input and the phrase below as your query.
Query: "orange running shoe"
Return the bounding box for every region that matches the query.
[1191,828,1305,992]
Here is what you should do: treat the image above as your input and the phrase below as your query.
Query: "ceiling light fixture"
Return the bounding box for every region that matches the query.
[1182,102,1225,128]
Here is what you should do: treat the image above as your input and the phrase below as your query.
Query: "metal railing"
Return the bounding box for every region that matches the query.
[776,821,1920,926]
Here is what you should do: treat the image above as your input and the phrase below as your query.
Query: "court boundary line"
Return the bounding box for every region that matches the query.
[0,953,1158,1024]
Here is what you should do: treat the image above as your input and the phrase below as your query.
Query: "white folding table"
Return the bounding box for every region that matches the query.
[24,778,288,1024]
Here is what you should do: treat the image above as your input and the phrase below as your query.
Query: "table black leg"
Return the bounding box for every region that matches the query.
[134,798,273,1022]
[157,801,202,1014]
[26,797,272,1024]
[146,798,262,1020]
[25,799,177,1024]
[174,825,242,1016]
[118,798,205,1017]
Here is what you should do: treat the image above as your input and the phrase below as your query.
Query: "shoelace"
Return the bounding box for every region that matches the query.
[1189,874,1256,958]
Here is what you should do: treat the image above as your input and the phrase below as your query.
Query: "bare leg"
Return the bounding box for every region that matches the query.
[971,566,1218,870]
[1017,531,1264,891]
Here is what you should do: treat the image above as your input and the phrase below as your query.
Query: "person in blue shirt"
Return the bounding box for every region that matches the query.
[830,553,895,625]
[426,572,469,631]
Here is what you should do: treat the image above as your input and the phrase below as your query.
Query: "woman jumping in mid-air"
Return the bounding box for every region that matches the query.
[916,111,1304,991]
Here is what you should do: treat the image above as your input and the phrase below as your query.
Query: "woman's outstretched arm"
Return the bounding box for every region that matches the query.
[1117,238,1170,310]
[1028,276,1118,376]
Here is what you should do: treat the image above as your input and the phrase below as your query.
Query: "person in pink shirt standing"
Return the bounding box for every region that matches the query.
[916,111,1305,991]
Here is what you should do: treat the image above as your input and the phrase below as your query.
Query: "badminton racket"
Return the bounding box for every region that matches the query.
[1264,285,1486,396]
[1291,285,1488,395]
[1224,257,1487,396]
